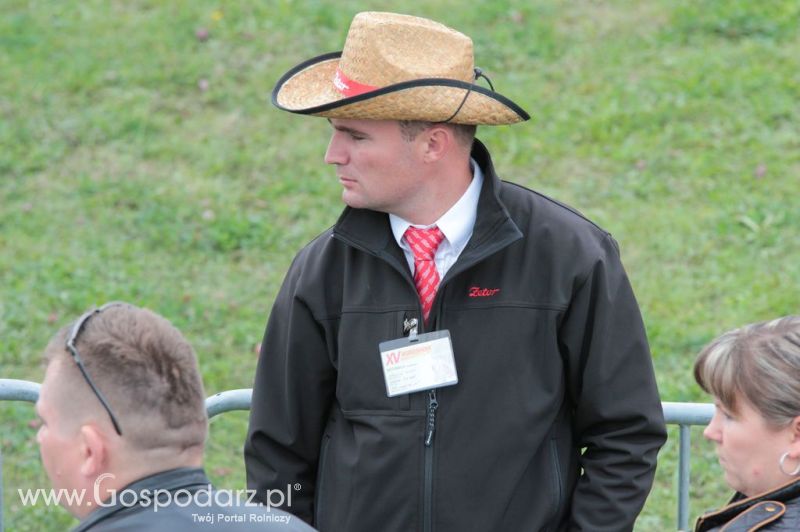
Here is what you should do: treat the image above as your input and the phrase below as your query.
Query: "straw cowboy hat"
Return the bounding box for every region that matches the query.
[272,12,530,125]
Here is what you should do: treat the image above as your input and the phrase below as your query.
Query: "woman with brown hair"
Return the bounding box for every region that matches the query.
[694,316,800,531]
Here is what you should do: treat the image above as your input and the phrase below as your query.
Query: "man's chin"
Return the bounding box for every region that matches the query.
[66,500,93,520]
[341,192,366,210]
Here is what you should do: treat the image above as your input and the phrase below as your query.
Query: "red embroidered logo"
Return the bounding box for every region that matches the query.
[469,287,500,297]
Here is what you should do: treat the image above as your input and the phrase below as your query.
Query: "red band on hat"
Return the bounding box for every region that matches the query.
[333,68,379,97]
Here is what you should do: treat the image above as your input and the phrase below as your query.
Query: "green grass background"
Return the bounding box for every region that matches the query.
[1,0,798,529]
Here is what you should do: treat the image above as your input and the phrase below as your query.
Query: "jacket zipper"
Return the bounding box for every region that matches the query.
[314,435,331,527]
[421,308,442,532]
[423,389,438,532]
[405,315,438,532]
[549,438,564,526]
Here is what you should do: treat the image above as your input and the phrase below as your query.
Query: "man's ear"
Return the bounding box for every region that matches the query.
[78,424,110,478]
[420,125,453,163]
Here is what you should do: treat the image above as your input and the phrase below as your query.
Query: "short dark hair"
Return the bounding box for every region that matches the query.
[45,304,207,450]
[398,120,477,148]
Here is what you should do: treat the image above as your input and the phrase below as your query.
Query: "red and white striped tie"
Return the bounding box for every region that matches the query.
[404,226,446,323]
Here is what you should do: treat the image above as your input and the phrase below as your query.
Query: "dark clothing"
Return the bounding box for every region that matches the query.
[245,140,666,531]
[73,467,314,531]
[696,479,800,532]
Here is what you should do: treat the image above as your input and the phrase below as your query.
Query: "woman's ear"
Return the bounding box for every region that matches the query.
[787,416,800,458]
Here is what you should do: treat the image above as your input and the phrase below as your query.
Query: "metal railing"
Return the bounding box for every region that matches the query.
[1,378,712,531]
[662,401,715,530]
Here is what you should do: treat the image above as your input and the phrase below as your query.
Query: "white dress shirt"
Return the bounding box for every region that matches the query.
[389,159,483,280]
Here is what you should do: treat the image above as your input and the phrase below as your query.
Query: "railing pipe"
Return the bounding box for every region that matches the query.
[205,388,253,418]
[1,379,716,531]
[0,379,40,403]
[663,401,714,532]
[662,401,714,425]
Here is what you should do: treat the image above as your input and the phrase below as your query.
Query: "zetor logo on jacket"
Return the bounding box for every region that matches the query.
[468,287,500,297]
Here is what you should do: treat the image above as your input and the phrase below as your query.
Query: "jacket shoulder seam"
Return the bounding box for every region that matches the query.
[501,180,611,237]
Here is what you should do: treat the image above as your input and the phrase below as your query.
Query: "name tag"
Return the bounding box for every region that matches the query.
[378,330,458,397]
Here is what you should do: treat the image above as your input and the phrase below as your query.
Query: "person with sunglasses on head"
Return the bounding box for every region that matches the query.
[245,11,666,532]
[36,302,315,531]
[694,316,800,531]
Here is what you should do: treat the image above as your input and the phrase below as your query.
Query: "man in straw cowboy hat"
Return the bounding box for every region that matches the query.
[245,11,666,532]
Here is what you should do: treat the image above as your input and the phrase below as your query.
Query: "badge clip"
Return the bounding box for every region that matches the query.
[403,317,419,341]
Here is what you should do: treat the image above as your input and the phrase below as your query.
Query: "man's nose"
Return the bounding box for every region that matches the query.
[324,134,347,165]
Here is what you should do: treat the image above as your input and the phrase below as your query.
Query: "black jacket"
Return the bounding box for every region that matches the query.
[73,467,313,531]
[245,140,666,532]
[695,478,800,531]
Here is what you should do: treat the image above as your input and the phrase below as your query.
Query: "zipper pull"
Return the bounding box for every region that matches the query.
[425,390,439,447]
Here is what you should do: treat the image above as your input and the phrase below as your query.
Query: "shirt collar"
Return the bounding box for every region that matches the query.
[389,158,484,250]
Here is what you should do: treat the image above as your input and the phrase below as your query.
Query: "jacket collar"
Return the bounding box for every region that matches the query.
[74,467,209,531]
[332,139,522,270]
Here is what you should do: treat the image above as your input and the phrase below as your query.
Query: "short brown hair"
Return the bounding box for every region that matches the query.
[45,303,207,451]
[694,316,800,427]
[398,120,477,149]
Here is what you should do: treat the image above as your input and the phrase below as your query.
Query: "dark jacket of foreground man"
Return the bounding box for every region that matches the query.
[246,140,667,532]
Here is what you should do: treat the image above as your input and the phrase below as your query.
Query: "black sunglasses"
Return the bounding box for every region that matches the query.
[65,302,126,436]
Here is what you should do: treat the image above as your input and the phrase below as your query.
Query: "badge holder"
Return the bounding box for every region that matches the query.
[378,321,458,398]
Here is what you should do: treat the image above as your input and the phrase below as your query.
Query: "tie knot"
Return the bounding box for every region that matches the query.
[404,226,445,262]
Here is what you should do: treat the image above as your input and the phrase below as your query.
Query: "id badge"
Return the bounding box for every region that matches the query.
[378,329,458,397]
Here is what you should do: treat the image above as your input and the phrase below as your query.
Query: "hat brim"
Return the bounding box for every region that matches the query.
[272,52,530,125]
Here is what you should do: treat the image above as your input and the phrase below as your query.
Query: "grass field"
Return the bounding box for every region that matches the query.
[2,0,799,529]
